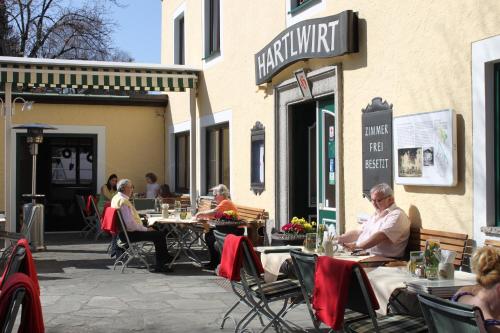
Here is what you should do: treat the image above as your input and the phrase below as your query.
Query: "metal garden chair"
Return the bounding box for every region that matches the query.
[1,286,26,333]
[417,292,488,333]
[342,264,427,333]
[75,195,99,238]
[238,240,303,333]
[113,209,150,273]
[289,249,369,333]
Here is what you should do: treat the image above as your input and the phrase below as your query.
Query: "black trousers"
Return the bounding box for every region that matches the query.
[119,230,169,266]
[205,226,244,266]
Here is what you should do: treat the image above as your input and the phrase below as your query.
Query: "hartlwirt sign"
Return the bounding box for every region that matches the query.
[254,10,358,85]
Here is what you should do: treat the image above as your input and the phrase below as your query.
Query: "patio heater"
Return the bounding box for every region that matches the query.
[13,123,57,251]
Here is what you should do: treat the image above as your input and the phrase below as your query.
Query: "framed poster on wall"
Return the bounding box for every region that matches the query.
[393,109,457,186]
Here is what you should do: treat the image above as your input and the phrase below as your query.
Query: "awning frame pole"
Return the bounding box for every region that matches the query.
[4,82,12,232]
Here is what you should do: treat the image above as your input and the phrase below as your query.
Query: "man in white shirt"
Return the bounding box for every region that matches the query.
[112,179,172,273]
[337,183,410,258]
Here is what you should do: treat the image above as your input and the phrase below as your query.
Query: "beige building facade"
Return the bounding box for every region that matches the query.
[162,0,500,245]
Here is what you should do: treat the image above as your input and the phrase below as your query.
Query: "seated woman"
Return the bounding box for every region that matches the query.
[451,246,500,332]
[158,184,179,199]
[97,174,118,213]
[195,184,242,270]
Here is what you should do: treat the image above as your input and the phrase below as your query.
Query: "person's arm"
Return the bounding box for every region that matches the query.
[355,231,389,250]
[195,208,217,220]
[338,229,362,244]
[120,205,148,232]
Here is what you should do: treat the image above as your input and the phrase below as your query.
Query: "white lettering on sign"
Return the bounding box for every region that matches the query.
[365,124,389,136]
[364,158,389,169]
[297,25,312,53]
[369,142,384,152]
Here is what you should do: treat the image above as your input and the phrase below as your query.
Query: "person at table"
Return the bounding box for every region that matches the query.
[195,184,243,270]
[337,183,410,259]
[452,246,500,331]
[97,174,118,213]
[145,172,161,199]
[111,178,173,273]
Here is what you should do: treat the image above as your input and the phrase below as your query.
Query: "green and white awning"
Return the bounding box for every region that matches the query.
[0,57,199,92]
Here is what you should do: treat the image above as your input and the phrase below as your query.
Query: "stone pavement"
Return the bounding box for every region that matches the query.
[33,234,316,333]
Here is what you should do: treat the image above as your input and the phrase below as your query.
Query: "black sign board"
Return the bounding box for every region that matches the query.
[362,98,393,197]
[254,10,358,85]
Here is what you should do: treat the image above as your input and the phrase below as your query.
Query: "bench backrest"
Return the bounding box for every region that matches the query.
[407,228,468,269]
[197,197,215,212]
[485,239,500,250]
[235,204,269,223]
[161,196,191,208]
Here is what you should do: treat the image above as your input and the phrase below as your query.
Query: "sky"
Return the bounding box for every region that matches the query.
[110,0,162,63]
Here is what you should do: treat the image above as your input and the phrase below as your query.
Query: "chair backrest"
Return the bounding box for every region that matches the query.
[1,287,26,333]
[133,198,156,211]
[197,197,214,212]
[213,230,227,254]
[350,266,381,332]
[89,196,101,220]
[485,239,500,250]
[417,293,487,333]
[290,249,316,297]
[0,247,26,290]
[234,204,268,222]
[407,228,468,268]
[75,195,87,218]
[115,210,132,246]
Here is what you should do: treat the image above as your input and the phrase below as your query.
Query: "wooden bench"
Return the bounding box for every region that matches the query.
[234,204,269,246]
[197,197,215,212]
[485,239,500,250]
[161,196,191,208]
[407,228,468,269]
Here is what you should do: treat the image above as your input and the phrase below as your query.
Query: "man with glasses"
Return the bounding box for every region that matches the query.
[337,183,410,258]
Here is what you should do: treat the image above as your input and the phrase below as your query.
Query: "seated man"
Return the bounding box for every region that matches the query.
[111,179,172,273]
[337,183,410,259]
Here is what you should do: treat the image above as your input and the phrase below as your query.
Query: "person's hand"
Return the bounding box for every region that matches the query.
[343,242,357,252]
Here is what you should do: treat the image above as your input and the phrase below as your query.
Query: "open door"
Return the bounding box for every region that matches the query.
[317,98,338,233]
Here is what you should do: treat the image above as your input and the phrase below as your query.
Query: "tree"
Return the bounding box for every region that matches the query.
[2,0,133,61]
[0,1,18,56]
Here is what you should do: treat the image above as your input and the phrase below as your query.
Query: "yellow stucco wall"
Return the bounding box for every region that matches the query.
[0,102,166,210]
[162,0,500,236]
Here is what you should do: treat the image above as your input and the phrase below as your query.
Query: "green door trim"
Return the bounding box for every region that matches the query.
[495,63,500,226]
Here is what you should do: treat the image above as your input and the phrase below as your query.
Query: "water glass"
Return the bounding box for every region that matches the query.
[409,251,424,277]
[304,233,317,252]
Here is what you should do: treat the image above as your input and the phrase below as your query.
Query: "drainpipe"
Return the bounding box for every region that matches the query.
[189,87,197,208]
[3,82,12,232]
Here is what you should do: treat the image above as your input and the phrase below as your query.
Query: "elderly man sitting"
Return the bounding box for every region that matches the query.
[338,183,410,259]
[111,179,172,273]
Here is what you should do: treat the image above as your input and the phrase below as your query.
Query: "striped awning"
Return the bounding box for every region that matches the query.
[0,57,199,92]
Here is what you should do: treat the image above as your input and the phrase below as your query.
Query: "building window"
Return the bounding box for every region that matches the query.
[289,0,320,15]
[175,132,190,193]
[204,0,220,58]
[495,63,500,226]
[206,124,229,192]
[174,14,185,65]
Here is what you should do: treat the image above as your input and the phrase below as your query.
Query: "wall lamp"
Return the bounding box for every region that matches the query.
[0,96,35,117]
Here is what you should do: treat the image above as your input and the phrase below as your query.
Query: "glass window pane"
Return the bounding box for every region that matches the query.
[79,150,93,184]
[324,114,336,208]
[207,129,218,190]
[222,127,230,187]
[51,147,77,184]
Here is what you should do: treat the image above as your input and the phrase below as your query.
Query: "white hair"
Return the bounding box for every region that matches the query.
[117,179,131,193]
[211,184,230,199]
[370,183,394,197]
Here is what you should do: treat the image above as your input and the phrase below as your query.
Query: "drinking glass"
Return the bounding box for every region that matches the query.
[408,251,424,277]
[304,233,317,252]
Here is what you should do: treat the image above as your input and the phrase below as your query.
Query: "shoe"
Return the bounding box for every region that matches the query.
[150,264,174,273]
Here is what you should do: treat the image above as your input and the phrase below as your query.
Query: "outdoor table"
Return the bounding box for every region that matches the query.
[255,246,395,283]
[367,266,476,315]
[147,215,206,268]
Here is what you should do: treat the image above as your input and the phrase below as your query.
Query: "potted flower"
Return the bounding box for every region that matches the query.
[214,210,239,221]
[272,217,316,245]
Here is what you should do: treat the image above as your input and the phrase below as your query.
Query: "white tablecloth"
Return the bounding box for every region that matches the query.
[367,267,476,315]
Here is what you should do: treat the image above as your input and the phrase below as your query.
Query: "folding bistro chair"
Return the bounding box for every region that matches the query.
[343,265,427,333]
[1,286,26,333]
[290,249,368,333]
[75,195,99,238]
[113,209,150,273]
[417,293,488,333]
[88,196,106,240]
[0,246,26,290]
[0,205,37,274]
[239,240,303,333]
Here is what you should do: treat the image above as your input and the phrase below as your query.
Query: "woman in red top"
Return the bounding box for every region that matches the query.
[196,184,242,270]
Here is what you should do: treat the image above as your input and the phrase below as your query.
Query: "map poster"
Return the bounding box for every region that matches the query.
[393,109,457,186]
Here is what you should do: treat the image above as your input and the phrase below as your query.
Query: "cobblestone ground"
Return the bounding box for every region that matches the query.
[32,234,315,333]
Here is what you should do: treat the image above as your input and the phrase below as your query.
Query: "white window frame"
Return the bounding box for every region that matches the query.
[472,34,500,246]
[286,0,325,27]
[202,0,223,68]
[172,2,186,65]
[200,110,232,196]
[168,120,191,192]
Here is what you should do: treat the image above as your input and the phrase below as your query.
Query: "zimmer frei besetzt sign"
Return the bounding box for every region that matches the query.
[254,10,358,85]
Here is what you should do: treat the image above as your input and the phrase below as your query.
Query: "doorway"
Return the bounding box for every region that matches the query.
[289,100,317,222]
[16,134,97,232]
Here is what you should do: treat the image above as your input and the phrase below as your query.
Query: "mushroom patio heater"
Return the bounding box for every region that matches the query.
[13,123,57,251]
